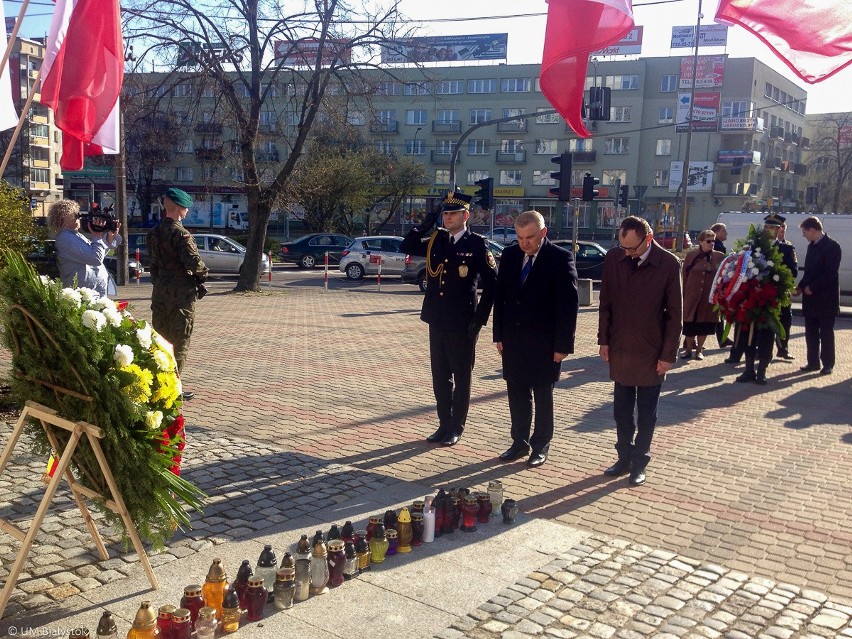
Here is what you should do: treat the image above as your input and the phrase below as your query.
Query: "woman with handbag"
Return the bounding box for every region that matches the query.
[680,230,725,360]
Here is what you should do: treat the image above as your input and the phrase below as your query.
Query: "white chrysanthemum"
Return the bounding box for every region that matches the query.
[78,287,99,304]
[747,261,754,268]
[81,309,106,331]
[39,275,51,286]
[153,349,172,371]
[91,297,117,311]
[136,323,153,349]
[751,267,760,275]
[773,274,780,281]
[114,344,134,367]
[754,248,761,255]
[60,288,82,306]
[145,411,164,430]
[766,260,774,267]
[154,333,173,354]
[102,306,123,328]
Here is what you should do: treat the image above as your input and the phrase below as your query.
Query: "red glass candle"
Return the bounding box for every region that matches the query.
[157,605,175,639]
[245,577,267,622]
[477,493,493,523]
[366,515,381,541]
[411,512,425,546]
[179,586,204,629]
[233,559,253,611]
[461,495,479,532]
[170,609,192,639]
[327,540,346,588]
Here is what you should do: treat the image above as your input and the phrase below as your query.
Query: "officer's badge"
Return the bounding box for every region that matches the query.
[487,252,497,269]
[458,264,469,278]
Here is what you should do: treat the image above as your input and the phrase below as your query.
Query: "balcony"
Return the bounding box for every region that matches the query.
[430,150,452,164]
[32,159,49,168]
[432,121,462,134]
[195,147,223,161]
[780,160,795,173]
[769,126,784,140]
[256,151,280,163]
[785,132,798,145]
[715,182,758,196]
[800,136,810,149]
[370,121,399,134]
[195,122,223,135]
[765,156,782,169]
[572,150,596,164]
[497,120,526,133]
[495,150,526,163]
[30,136,50,148]
[794,163,808,175]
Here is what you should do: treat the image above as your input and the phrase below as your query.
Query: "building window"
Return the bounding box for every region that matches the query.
[661,75,678,92]
[535,109,560,124]
[436,109,459,123]
[435,170,450,185]
[176,139,194,153]
[469,109,492,125]
[406,109,427,125]
[501,78,531,92]
[374,140,394,155]
[434,80,463,95]
[658,107,674,124]
[376,109,396,125]
[722,100,752,117]
[376,81,400,96]
[499,170,522,186]
[260,83,278,98]
[534,139,557,155]
[654,169,669,186]
[259,111,276,127]
[611,106,631,122]
[602,170,626,185]
[656,139,672,155]
[569,139,593,152]
[467,79,496,94]
[405,140,424,155]
[467,170,489,184]
[436,140,455,155]
[532,170,556,186]
[347,110,365,126]
[501,139,524,153]
[176,167,194,182]
[172,83,192,97]
[31,168,49,184]
[467,139,489,155]
[604,137,629,154]
[403,82,429,96]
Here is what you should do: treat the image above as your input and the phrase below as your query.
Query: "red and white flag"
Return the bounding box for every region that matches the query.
[0,15,20,131]
[716,0,852,84]
[39,0,123,170]
[540,0,634,138]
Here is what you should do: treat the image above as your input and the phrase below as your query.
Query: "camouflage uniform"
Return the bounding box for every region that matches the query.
[147,218,208,373]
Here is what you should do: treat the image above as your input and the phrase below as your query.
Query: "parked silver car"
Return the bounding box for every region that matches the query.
[339,236,406,280]
[194,234,270,274]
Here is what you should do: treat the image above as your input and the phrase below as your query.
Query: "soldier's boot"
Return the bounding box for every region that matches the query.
[756,360,769,385]
[737,354,757,383]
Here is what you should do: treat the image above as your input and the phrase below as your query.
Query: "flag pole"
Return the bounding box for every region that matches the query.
[0,0,32,78]
[0,65,42,179]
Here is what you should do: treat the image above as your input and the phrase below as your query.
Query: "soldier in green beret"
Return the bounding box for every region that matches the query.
[147,188,209,398]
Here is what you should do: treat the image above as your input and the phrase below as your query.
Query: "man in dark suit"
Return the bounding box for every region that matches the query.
[773,218,798,360]
[400,191,497,446]
[493,210,579,468]
[598,216,682,487]
[796,216,842,375]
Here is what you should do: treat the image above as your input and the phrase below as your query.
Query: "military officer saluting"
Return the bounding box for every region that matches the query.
[147,187,209,398]
[401,191,497,446]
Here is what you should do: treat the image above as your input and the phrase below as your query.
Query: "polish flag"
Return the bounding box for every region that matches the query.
[0,15,19,131]
[39,0,123,170]
[716,0,852,84]
[540,0,634,138]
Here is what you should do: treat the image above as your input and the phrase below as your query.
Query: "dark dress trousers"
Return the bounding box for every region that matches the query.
[493,239,579,454]
[401,227,497,436]
[799,234,842,369]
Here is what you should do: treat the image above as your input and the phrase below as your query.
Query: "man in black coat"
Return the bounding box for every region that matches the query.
[400,191,498,446]
[773,219,798,360]
[796,216,842,375]
[493,210,579,468]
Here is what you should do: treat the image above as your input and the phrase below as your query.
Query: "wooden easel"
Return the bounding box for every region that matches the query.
[0,401,159,617]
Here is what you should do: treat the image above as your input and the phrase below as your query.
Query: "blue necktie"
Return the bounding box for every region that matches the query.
[521,256,533,284]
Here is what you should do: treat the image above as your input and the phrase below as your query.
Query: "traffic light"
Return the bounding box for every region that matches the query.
[473,177,494,210]
[619,184,629,207]
[588,87,612,121]
[549,152,572,201]
[582,173,599,202]
[731,157,744,175]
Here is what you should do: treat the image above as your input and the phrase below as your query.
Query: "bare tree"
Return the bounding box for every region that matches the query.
[806,112,852,213]
[123,0,408,291]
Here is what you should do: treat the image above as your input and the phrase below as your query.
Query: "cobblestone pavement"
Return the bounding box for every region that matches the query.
[1,275,851,633]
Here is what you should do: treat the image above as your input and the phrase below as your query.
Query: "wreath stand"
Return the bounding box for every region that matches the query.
[0,302,159,618]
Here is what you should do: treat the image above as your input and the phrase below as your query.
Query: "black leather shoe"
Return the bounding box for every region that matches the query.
[724,357,741,364]
[755,374,768,385]
[527,451,547,467]
[499,444,530,461]
[181,391,194,401]
[629,468,646,486]
[721,339,734,347]
[603,459,631,476]
[777,351,795,361]
[736,371,756,383]
[441,433,461,446]
[820,367,834,375]
[799,365,820,372]
[426,428,447,443]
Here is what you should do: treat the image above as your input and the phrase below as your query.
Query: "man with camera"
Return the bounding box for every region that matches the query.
[48,199,122,298]
[147,188,208,396]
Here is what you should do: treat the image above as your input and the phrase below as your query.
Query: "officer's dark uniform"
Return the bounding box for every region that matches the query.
[774,224,798,358]
[400,192,497,445]
[148,211,208,373]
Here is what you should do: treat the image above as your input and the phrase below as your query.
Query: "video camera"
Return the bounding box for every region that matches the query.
[79,203,119,233]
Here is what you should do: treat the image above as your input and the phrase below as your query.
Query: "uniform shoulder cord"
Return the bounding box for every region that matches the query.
[426,230,445,278]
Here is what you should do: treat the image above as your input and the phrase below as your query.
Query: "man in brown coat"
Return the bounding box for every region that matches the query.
[598,216,683,486]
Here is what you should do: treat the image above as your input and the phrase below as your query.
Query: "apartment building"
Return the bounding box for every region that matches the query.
[78,54,810,237]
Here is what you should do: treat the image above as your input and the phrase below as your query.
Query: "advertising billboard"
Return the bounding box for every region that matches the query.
[274,38,352,66]
[676,92,721,132]
[381,34,508,64]
[593,26,643,56]
[671,25,729,48]
[679,55,726,88]
[669,161,714,192]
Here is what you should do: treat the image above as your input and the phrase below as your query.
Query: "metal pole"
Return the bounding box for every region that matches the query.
[115,110,129,285]
[678,0,703,251]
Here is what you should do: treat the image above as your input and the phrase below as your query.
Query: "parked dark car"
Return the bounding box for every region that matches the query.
[551,240,607,280]
[401,239,504,292]
[280,233,352,268]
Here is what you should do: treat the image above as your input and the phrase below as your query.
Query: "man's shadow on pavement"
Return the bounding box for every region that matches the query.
[764,377,852,432]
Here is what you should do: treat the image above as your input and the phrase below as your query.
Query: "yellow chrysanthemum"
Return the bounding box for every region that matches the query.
[121,363,154,403]
[150,371,180,408]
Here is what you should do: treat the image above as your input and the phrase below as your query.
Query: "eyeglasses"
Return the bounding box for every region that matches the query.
[619,238,646,253]
[701,239,714,244]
